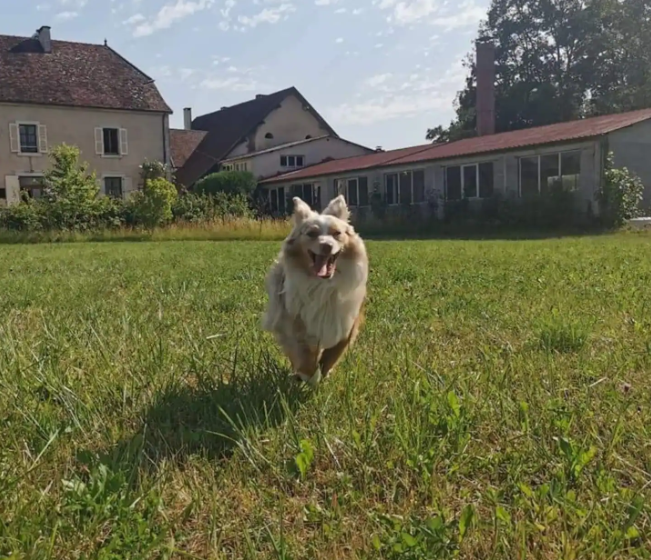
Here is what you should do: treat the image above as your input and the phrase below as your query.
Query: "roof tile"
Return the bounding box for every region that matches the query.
[262,109,651,184]
[0,34,171,113]
[170,129,208,169]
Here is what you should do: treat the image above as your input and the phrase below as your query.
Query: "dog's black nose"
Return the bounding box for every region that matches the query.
[319,242,333,255]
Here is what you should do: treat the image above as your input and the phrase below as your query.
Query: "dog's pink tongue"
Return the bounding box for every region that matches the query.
[313,255,329,277]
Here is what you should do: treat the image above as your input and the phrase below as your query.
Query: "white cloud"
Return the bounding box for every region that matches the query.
[58,0,87,7]
[123,13,145,25]
[131,0,215,37]
[376,0,483,28]
[429,6,485,30]
[36,3,50,11]
[329,60,465,126]
[334,7,346,13]
[179,68,197,80]
[212,55,232,64]
[315,0,340,4]
[365,73,392,87]
[54,10,79,21]
[237,3,295,27]
[335,37,344,43]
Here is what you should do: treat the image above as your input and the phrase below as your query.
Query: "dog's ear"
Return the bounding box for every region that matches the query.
[322,195,350,221]
[292,197,313,225]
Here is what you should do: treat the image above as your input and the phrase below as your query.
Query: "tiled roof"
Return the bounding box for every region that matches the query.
[262,108,651,184]
[170,129,208,169]
[0,34,171,113]
[175,87,338,187]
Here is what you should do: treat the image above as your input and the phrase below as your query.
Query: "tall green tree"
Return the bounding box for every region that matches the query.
[428,0,651,142]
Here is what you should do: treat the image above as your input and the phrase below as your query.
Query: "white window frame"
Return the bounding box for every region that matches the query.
[268,186,286,214]
[383,168,426,206]
[12,121,47,156]
[280,155,305,168]
[96,127,127,158]
[444,161,497,200]
[518,150,581,196]
[335,176,370,207]
[445,163,479,200]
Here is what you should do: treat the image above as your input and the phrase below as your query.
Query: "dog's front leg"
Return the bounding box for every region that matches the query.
[319,308,364,378]
[294,344,321,386]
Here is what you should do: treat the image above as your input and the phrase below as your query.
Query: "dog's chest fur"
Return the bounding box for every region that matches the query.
[284,262,366,350]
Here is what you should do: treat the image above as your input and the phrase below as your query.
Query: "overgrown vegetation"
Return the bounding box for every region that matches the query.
[0,145,645,241]
[0,145,253,235]
[194,170,258,197]
[1,235,650,557]
[598,152,645,227]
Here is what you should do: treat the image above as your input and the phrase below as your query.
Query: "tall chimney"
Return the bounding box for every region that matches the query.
[183,107,192,130]
[476,39,495,136]
[37,26,51,53]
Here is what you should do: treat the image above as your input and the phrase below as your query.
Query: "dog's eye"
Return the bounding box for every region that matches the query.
[307,229,319,238]
[332,230,342,239]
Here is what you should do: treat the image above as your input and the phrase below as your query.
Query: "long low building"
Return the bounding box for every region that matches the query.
[260,108,651,217]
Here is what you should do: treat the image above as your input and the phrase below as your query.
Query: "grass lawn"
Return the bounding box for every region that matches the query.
[1,234,650,559]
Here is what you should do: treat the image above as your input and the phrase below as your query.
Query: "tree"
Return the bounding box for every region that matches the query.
[44,143,99,204]
[428,0,651,142]
[194,170,257,197]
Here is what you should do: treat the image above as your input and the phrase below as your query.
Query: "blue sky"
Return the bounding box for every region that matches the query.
[2,0,490,149]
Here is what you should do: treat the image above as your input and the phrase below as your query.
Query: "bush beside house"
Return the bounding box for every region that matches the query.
[0,146,645,237]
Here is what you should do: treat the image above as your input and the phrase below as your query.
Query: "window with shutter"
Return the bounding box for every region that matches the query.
[38,125,48,153]
[119,128,128,155]
[18,124,38,153]
[102,128,120,155]
[9,123,19,153]
[94,128,104,154]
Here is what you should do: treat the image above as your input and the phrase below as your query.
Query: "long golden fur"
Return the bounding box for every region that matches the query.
[262,195,368,385]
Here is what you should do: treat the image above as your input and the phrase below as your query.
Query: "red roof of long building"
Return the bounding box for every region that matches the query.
[262,108,651,184]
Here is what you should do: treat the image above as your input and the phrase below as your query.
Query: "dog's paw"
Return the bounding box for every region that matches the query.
[293,371,322,388]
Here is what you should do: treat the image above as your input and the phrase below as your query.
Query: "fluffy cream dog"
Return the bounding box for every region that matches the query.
[262,195,368,386]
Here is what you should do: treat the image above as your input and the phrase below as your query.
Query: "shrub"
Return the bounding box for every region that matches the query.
[598,152,644,227]
[194,171,257,197]
[443,198,471,223]
[129,178,178,229]
[171,192,251,223]
[140,160,170,186]
[0,200,45,231]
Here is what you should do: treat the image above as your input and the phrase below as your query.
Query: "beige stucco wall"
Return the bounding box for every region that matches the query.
[221,94,331,163]
[0,102,169,205]
[265,139,601,218]
[252,94,329,152]
[224,137,372,180]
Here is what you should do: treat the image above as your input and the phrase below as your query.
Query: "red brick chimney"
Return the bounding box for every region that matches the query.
[476,39,495,136]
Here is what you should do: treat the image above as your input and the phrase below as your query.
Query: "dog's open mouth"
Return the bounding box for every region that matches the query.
[309,250,339,279]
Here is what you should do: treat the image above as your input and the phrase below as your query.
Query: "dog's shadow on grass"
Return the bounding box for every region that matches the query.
[103,354,309,470]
